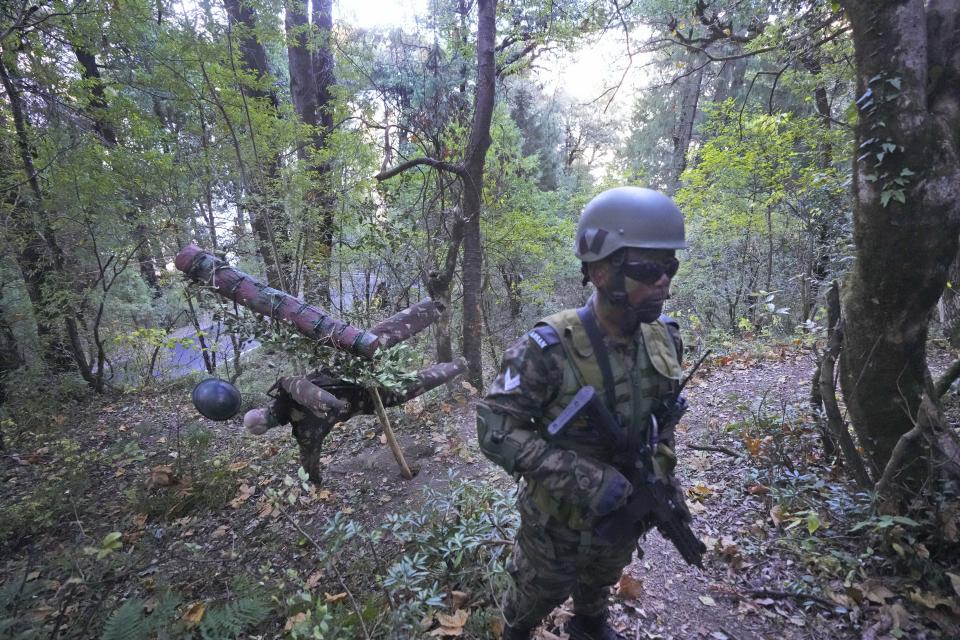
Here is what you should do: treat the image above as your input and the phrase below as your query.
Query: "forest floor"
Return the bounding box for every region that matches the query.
[2,340,959,639]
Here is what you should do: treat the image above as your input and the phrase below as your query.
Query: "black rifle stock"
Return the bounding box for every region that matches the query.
[547,386,706,567]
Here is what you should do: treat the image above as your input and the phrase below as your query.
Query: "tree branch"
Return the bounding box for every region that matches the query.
[375,157,466,181]
[935,358,960,398]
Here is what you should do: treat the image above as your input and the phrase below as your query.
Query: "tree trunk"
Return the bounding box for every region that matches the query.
[428,215,464,365]
[838,0,960,473]
[666,57,704,195]
[224,0,290,291]
[460,0,496,391]
[285,0,336,301]
[0,53,88,376]
[800,51,836,322]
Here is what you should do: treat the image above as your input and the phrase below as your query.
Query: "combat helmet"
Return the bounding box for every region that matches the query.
[192,378,242,421]
[575,186,687,262]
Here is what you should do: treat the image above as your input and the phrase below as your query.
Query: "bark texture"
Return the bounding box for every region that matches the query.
[666,59,704,196]
[0,53,88,376]
[838,0,960,472]
[460,0,496,390]
[285,0,336,301]
[223,0,290,291]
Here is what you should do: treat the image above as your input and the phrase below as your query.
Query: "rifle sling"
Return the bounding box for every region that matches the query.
[577,305,618,417]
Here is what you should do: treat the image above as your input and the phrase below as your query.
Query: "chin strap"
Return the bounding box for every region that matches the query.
[607,251,628,306]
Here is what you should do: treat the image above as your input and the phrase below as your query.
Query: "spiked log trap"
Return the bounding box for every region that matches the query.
[176,244,465,481]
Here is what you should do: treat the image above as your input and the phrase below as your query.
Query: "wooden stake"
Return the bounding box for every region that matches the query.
[368,387,414,479]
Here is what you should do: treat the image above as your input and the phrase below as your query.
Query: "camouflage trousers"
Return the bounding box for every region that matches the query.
[503,490,637,630]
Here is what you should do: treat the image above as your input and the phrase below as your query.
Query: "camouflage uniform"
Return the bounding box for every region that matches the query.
[479,300,683,630]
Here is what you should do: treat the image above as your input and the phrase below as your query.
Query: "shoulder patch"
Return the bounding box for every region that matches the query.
[528,325,561,350]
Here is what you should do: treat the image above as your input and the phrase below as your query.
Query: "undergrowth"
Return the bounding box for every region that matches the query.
[278,474,518,639]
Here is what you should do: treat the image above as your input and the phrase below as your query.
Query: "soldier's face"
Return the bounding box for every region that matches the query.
[621,248,677,319]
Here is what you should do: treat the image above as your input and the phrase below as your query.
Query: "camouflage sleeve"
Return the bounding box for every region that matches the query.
[481,334,620,510]
[484,333,564,419]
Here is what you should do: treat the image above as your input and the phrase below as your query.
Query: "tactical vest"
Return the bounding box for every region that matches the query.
[527,308,682,530]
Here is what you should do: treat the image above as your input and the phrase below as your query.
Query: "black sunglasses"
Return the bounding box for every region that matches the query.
[621,257,680,284]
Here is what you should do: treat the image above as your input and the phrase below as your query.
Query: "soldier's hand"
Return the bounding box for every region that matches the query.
[588,465,633,516]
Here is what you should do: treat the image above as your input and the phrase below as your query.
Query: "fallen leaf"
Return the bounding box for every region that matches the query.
[449,590,469,609]
[437,610,469,627]
[211,525,229,539]
[616,574,644,601]
[341,507,354,515]
[746,483,769,496]
[909,590,955,609]
[770,504,786,527]
[228,461,249,472]
[306,571,323,589]
[324,592,348,604]
[743,437,762,457]
[861,580,896,604]
[146,465,176,489]
[26,571,40,582]
[430,609,469,636]
[183,601,206,627]
[30,606,57,622]
[941,503,959,542]
[699,596,716,606]
[284,612,308,631]
[229,483,255,508]
[379,434,387,445]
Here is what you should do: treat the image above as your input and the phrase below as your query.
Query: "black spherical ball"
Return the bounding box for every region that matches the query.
[191,378,242,421]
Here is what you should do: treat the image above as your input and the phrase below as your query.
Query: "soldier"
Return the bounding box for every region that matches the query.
[477,187,692,640]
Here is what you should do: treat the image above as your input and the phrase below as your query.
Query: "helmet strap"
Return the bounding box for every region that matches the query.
[607,251,628,306]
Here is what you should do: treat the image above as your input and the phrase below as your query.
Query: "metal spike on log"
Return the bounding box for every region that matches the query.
[175,244,380,358]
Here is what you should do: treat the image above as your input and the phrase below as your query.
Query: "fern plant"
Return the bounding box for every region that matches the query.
[99,592,270,640]
[0,572,45,640]
[197,597,270,640]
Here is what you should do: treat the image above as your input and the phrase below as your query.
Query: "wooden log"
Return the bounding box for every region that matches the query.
[279,376,349,417]
[370,299,444,349]
[175,244,380,357]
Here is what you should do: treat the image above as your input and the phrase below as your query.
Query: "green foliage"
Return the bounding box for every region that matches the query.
[100,597,153,640]
[198,596,272,640]
[674,101,851,335]
[222,305,421,392]
[99,592,270,640]
[0,571,46,640]
[0,437,93,549]
[129,425,237,520]
[278,476,517,638]
[111,329,199,388]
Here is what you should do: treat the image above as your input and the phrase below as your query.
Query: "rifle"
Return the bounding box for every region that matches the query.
[547,385,707,567]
